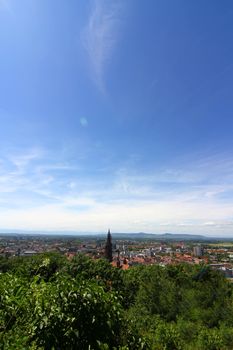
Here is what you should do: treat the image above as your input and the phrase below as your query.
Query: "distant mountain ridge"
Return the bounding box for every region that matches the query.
[111,232,211,240]
[0,230,223,241]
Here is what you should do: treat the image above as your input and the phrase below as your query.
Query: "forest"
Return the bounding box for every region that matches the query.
[1,253,233,349]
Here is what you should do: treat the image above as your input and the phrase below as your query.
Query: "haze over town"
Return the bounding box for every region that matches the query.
[0,1,233,236]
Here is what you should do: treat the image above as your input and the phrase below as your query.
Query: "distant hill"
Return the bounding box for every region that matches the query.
[0,230,227,241]
[111,232,211,241]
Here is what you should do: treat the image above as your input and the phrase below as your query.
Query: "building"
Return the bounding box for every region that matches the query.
[193,246,203,257]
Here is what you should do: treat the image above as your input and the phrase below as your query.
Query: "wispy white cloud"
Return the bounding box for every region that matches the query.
[9,148,43,173]
[82,0,123,92]
[0,197,232,235]
[0,149,233,235]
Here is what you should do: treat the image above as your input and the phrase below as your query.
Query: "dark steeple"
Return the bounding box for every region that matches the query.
[104,229,113,262]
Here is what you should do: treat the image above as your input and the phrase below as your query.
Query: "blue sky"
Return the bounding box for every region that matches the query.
[0,0,233,235]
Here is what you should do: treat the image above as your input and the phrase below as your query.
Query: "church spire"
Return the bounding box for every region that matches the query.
[104,229,113,262]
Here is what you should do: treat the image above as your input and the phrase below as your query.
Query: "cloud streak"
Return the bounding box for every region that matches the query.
[82,0,123,92]
[0,148,233,235]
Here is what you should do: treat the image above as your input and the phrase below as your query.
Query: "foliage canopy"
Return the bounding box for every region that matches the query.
[1,254,233,349]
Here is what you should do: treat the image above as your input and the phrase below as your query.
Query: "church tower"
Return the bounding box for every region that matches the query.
[104,229,113,262]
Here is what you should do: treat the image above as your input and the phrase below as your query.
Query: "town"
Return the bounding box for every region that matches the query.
[1,231,233,279]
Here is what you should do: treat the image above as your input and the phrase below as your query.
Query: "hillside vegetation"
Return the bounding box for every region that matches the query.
[1,253,233,349]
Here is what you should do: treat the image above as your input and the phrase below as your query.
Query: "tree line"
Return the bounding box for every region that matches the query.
[0,252,233,349]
